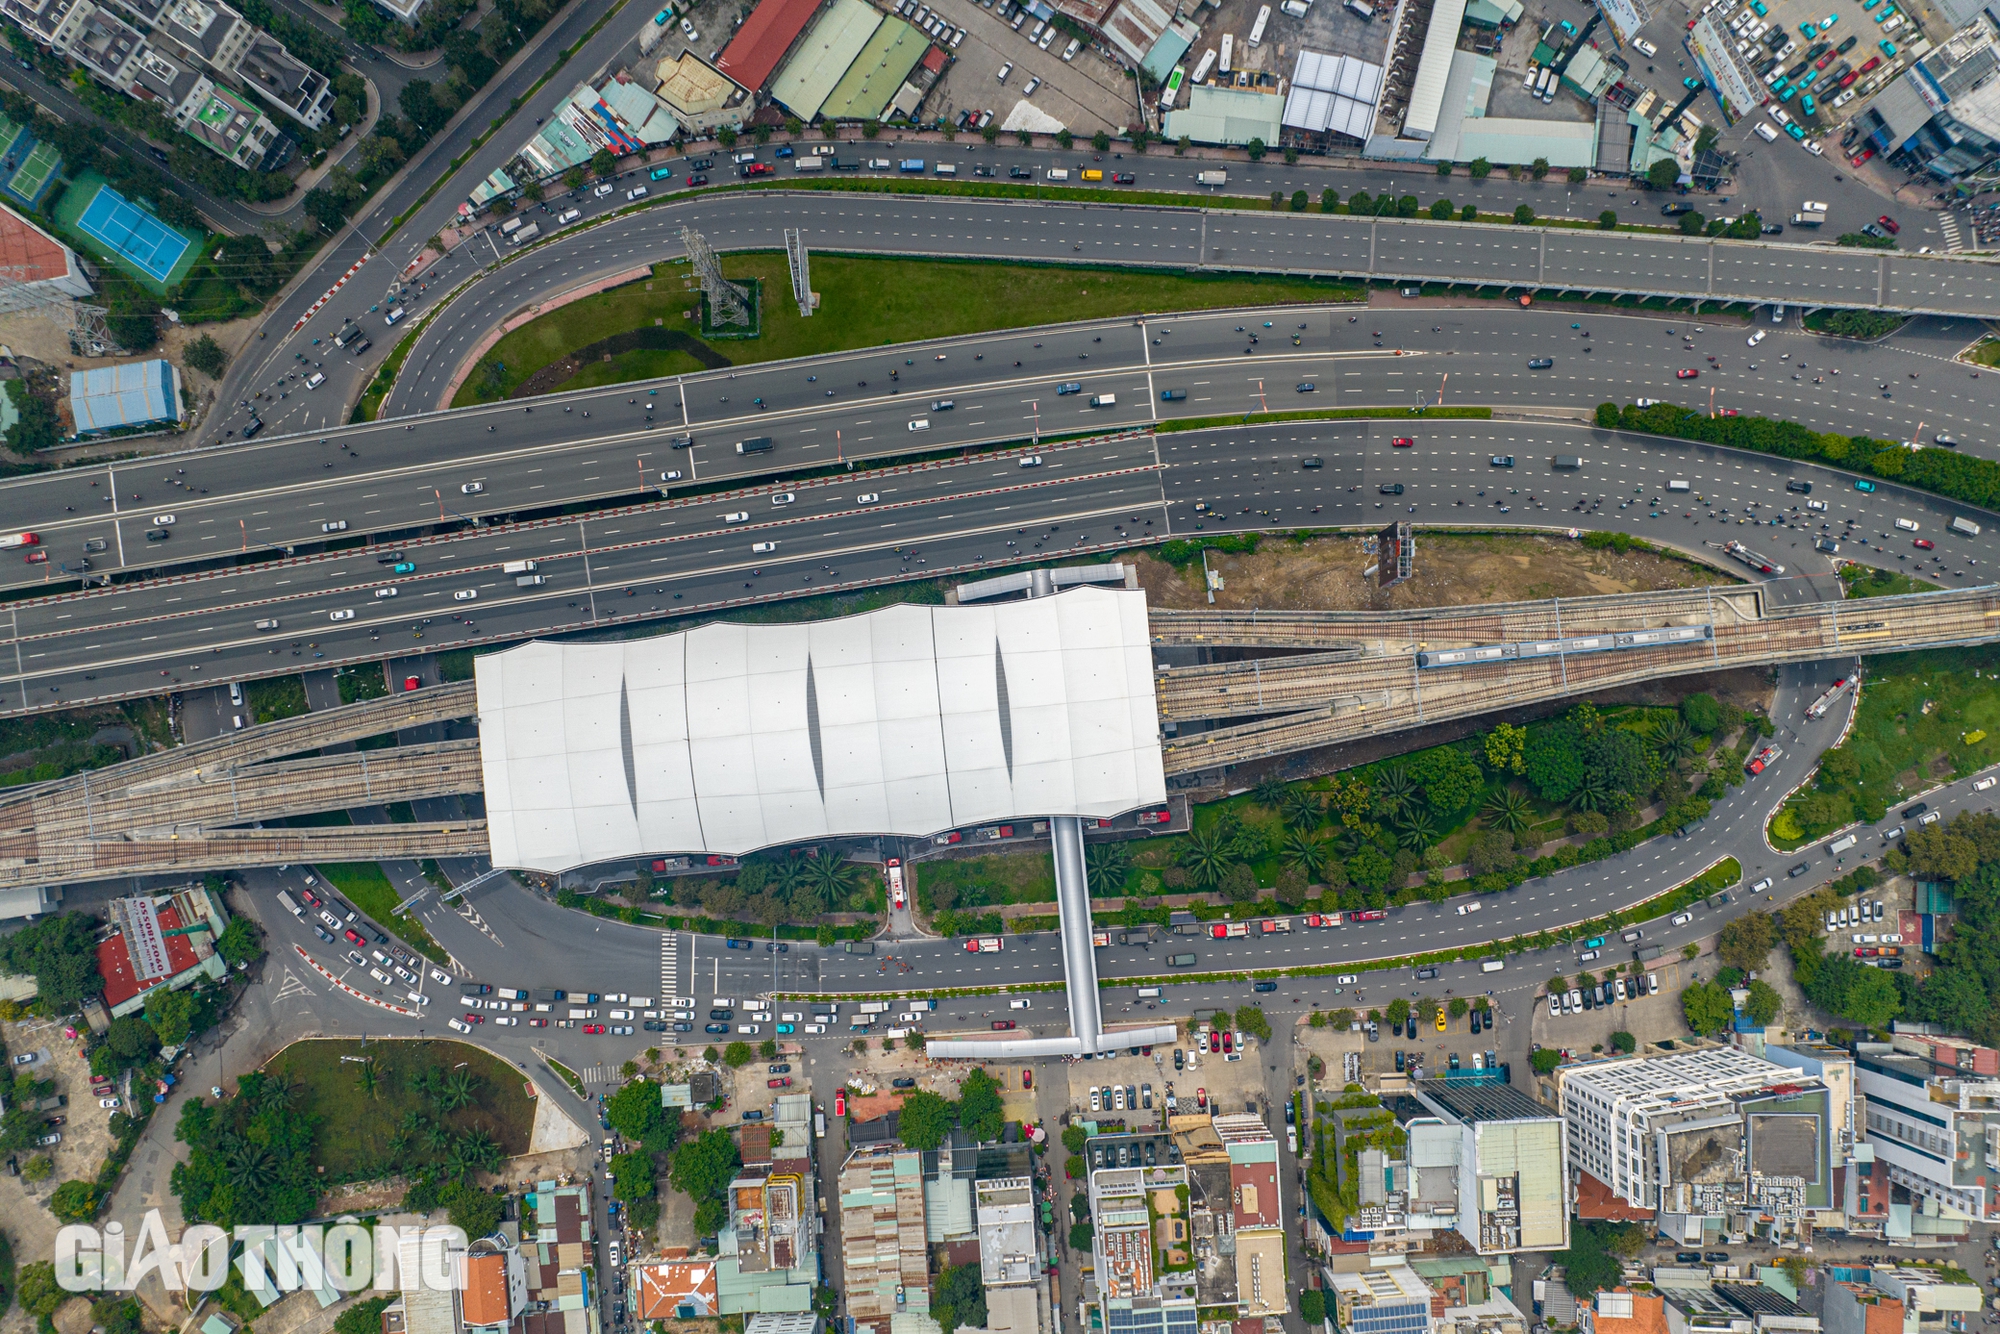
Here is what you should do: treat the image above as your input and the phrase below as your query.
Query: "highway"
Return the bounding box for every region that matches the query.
[8,305,1996,599]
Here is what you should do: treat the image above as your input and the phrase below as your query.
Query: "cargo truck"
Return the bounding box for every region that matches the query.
[737,437,774,454]
[844,940,876,953]
[1952,516,1983,536]
[1089,393,1117,407]
[858,1001,892,1015]
[1211,921,1250,938]
[1171,953,1198,966]
[1197,170,1229,186]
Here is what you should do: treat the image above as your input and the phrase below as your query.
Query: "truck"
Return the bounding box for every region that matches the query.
[1668,479,1691,492]
[34,1095,65,1112]
[1724,540,1786,575]
[516,574,546,587]
[534,989,564,1003]
[898,158,926,172]
[1089,393,1117,407]
[1197,169,1229,187]
[1092,930,1112,947]
[502,560,538,575]
[1480,959,1505,972]
[567,1007,598,1019]
[277,891,304,917]
[844,940,876,954]
[497,987,529,1001]
[1553,455,1583,470]
[1260,918,1292,933]
[1791,211,1825,226]
[1952,516,1983,537]
[1635,943,1665,961]
[1211,921,1250,938]
[737,437,774,454]
[858,1001,892,1015]
[1160,388,1187,401]
[509,223,540,245]
[1171,953,1198,966]
[793,156,826,172]
[1805,677,1851,719]
[1829,834,1860,854]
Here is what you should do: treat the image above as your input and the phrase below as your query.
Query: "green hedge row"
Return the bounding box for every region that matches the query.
[1596,401,1999,515]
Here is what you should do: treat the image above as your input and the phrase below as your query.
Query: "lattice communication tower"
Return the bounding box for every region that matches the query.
[681,225,752,328]
[784,228,814,318]
[0,267,114,355]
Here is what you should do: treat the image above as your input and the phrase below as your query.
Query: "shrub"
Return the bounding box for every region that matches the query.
[1468,157,1491,178]
[1599,209,1618,229]
[1460,204,1477,221]
[1430,198,1453,219]
[1513,203,1536,225]
[1568,166,1588,183]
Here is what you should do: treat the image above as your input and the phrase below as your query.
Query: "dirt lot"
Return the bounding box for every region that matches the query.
[0,1015,116,1268]
[1130,532,1737,613]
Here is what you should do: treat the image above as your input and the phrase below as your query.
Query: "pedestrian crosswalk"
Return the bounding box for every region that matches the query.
[662,931,681,1004]
[1941,212,1965,252]
[579,1064,618,1085]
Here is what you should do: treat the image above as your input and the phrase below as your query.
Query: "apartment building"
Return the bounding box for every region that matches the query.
[1410,1079,1570,1255]
[1853,1037,2000,1220]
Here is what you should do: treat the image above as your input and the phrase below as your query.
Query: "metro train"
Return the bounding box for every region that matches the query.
[1415,624,1715,669]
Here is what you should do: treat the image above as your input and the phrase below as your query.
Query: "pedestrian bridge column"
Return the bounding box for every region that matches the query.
[1052,814,1102,1052]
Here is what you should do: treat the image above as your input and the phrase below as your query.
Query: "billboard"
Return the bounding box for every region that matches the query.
[1377,521,1415,589]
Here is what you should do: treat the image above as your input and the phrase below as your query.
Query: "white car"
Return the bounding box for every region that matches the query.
[626,185,648,201]
[494,1016,518,1026]
[1567,988,1584,1011]
[406,991,431,1006]
[99,1096,121,1109]
[1633,35,1658,55]
[680,15,698,38]
[430,967,454,985]
[1852,933,1880,944]
[1009,998,1031,1009]
[771,492,795,506]
[321,520,348,533]
[1673,911,1693,924]
[1335,974,1357,985]
[374,587,398,599]
[1089,1087,1102,1112]
[1751,876,1775,892]
[750,1011,772,1021]
[724,511,749,523]
[1614,978,1628,1001]
[662,469,682,481]
[594,183,615,197]
[329,609,356,621]
[448,1018,472,1033]
[1548,993,1560,1017]
[461,482,484,494]
[804,1024,826,1033]
[856,493,880,504]
[1061,36,1081,59]
[1748,329,1767,346]
[453,589,477,601]
[1456,901,1481,915]
[1023,75,1042,95]
[997,60,1013,80]
[1977,776,1997,791]
[306,372,325,390]
[151,513,175,525]
[752,541,777,553]
[1019,454,1043,468]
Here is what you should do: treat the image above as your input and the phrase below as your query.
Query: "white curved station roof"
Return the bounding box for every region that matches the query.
[475,587,1166,872]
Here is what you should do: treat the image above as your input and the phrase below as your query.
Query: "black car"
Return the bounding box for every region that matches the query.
[1416,966,1438,980]
[673,1022,693,1032]
[1704,1251,1730,1263]
[1394,1050,1406,1072]
[1789,862,1811,877]
[1380,483,1404,495]
[891,1077,916,1088]
[1254,981,1277,992]
[690,157,714,169]
[1676,1252,1703,1264]
[145,528,170,541]
[765,942,788,953]
[704,1023,729,1033]
[1302,456,1323,468]
[1009,166,1033,179]
[1528,357,1554,369]
[709,1008,733,1020]
[1661,202,1694,216]
[1902,801,1929,819]
[643,1020,667,1032]
[769,1063,791,1074]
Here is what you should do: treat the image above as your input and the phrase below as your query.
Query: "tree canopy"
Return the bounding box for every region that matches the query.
[2,912,103,1012]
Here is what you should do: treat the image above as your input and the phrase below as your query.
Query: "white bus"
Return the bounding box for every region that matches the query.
[1219,32,1234,72]
[1248,4,1270,44]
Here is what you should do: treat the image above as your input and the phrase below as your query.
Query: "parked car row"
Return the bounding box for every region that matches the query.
[1550,972,1661,1016]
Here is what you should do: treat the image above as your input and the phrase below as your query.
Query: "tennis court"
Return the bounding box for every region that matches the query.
[9,141,59,205]
[76,185,191,284]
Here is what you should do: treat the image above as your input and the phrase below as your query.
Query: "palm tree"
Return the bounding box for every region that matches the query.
[1280,787,1323,831]
[787,874,829,919]
[389,1128,416,1159]
[225,1140,274,1190]
[356,1063,381,1102]
[1483,788,1533,836]
[422,1122,454,1158]
[255,1076,299,1113]
[1252,776,1289,811]
[1280,829,1329,882]
[439,1068,479,1114]
[457,1129,503,1175]
[1393,810,1437,851]
[1179,829,1235,889]
[412,1065,446,1103]
[805,851,853,906]
[1085,844,1131,897]
[1373,767,1416,820]
[1570,772,1610,812]
[1652,715,1696,765]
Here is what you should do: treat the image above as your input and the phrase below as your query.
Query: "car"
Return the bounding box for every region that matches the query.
[145,528,170,541]
[1056,382,1082,395]
[1336,974,1358,985]
[1435,1009,1447,1031]
[393,562,416,574]
[626,186,648,201]
[686,173,709,186]
[1862,222,1886,238]
[1749,330,1767,346]
[1678,368,1701,379]
[997,60,1013,79]
[1019,455,1042,468]
[36,1133,59,1146]
[1023,76,1041,94]
[1491,455,1514,467]
[857,493,880,505]
[329,609,356,621]
[151,513,175,526]
[1673,911,1693,925]
[1254,980,1278,992]
[461,482,484,495]
[1301,456,1323,469]
[1009,166,1033,179]
[1391,436,1414,447]
[1114,172,1136,184]
[99,1097,121,1109]
[1548,994,1560,1018]
[1903,801,1929,819]
[344,929,365,946]
[992,1020,1016,1030]
[454,590,477,601]
[374,587,397,599]
[1296,382,1316,392]
[1751,876,1775,892]
[1685,74,1703,87]
[1416,967,1439,981]
[1528,358,1553,369]
[593,183,615,197]
[1857,479,1877,492]
[1789,862,1812,877]
[1916,538,1935,549]
[1977,776,1997,792]
[321,520,349,533]
[766,942,789,953]
[680,15,697,37]
[306,373,325,390]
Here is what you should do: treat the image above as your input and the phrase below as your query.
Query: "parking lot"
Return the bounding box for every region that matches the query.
[920,0,1141,134]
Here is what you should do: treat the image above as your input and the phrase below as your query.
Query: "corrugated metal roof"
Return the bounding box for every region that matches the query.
[808,17,925,129]
[69,358,177,434]
[1162,84,1285,146]
[1403,0,1473,138]
[718,0,824,91]
[769,0,883,118]
[1453,116,1597,167]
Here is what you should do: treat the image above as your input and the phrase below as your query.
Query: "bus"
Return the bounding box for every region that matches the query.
[1248,4,1270,44]
[1160,64,1185,109]
[1220,32,1234,72]
[650,164,678,180]
[1190,47,1216,82]
[0,533,38,549]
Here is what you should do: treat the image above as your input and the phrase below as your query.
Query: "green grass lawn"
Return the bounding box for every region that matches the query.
[316,861,448,964]
[454,252,1365,406]
[1773,642,2000,845]
[247,675,308,724]
[336,664,389,704]
[917,852,1057,910]
[265,1037,538,1180]
[1842,564,1940,598]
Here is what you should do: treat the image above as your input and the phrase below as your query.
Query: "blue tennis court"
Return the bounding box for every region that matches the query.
[75,186,190,283]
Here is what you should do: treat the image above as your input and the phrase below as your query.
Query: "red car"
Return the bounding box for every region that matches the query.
[1220,1031,1234,1054]
[686,173,709,186]
[464,1013,484,1024]
[300,888,321,908]
[768,1077,791,1088]
[1849,145,1875,164]
[1677,368,1700,379]
[1022,1070,1032,1089]
[835,1089,847,1117]
[1113,172,1135,184]
[344,929,364,946]
[1391,436,1414,447]
[583,1023,606,1034]
[404,676,421,691]
[742,162,774,177]
[1915,538,1935,549]
[528,1018,548,1027]
[1720,408,1740,417]
[1878,215,1900,234]
[23,551,45,564]
[1196,1087,1208,1107]
[991,1020,1016,1030]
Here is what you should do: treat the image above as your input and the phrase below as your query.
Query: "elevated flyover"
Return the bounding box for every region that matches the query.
[1153,582,1999,772]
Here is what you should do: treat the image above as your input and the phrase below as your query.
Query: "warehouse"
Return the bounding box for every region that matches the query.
[770,0,884,119]
[69,358,182,437]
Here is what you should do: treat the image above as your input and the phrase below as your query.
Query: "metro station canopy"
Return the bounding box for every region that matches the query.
[475,587,1167,873]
